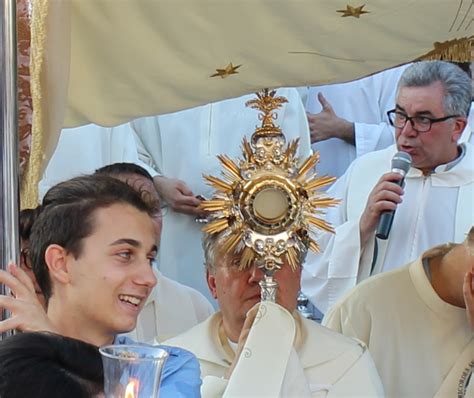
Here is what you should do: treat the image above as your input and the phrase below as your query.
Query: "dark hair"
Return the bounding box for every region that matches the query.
[0,332,103,397]
[19,207,41,241]
[95,162,165,216]
[95,162,153,181]
[30,174,155,301]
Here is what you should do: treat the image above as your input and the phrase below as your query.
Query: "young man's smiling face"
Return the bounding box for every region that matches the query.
[62,203,158,340]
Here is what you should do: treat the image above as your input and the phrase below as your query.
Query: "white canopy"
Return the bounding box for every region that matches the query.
[23,0,472,206]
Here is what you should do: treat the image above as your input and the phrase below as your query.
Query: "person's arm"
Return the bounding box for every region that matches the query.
[153,176,204,216]
[0,264,56,333]
[358,171,404,247]
[159,346,202,398]
[306,93,355,145]
[463,270,474,332]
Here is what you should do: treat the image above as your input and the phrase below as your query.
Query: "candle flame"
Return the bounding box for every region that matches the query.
[124,378,140,398]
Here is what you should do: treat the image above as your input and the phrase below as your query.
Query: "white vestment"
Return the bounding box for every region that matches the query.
[39,125,215,340]
[302,138,474,314]
[130,88,311,302]
[323,245,474,398]
[306,65,409,178]
[39,123,157,198]
[128,269,214,343]
[166,302,384,397]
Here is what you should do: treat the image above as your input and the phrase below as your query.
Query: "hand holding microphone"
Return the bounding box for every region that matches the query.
[376,152,412,239]
[359,152,412,245]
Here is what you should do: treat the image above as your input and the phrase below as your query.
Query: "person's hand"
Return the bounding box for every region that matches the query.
[359,172,404,247]
[463,270,474,332]
[0,263,56,333]
[153,176,204,216]
[306,93,355,145]
[225,304,260,379]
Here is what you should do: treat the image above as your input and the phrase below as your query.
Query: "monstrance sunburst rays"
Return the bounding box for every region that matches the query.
[201,89,339,279]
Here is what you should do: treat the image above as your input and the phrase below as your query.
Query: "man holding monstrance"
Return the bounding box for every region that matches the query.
[167,89,384,397]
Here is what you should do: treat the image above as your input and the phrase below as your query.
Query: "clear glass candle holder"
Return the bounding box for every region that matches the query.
[99,344,169,398]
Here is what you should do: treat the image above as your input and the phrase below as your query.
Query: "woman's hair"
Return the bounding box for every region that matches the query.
[0,332,104,397]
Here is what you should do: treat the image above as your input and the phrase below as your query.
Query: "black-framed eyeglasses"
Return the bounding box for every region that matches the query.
[387,109,459,133]
[20,247,32,270]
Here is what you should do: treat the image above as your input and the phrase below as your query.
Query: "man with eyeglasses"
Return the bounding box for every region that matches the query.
[302,60,474,314]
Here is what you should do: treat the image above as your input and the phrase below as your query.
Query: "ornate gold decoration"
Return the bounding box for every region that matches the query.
[22,0,49,209]
[336,4,370,18]
[416,36,473,62]
[210,63,242,79]
[201,89,339,278]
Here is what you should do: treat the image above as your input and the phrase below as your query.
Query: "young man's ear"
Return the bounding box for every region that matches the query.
[44,244,72,285]
[206,269,218,300]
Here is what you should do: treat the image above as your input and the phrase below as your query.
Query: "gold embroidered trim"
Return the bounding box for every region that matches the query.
[417,36,473,62]
[21,0,49,208]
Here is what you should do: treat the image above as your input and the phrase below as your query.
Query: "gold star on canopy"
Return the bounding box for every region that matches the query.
[210,63,242,79]
[337,4,370,18]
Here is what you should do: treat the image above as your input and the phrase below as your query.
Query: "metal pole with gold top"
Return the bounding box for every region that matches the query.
[201,89,339,302]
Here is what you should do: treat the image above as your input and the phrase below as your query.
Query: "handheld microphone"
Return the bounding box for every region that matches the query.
[375,151,412,240]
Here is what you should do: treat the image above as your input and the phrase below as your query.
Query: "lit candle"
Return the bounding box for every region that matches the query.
[124,378,139,398]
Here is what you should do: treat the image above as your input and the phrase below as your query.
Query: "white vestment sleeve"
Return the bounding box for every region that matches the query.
[278,88,312,159]
[302,167,371,314]
[200,375,228,398]
[223,302,296,397]
[327,349,384,397]
[130,128,160,177]
[354,122,394,158]
[130,116,165,176]
[200,302,301,397]
[280,348,312,397]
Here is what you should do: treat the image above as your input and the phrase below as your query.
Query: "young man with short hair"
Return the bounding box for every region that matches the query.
[95,162,215,342]
[1,175,201,397]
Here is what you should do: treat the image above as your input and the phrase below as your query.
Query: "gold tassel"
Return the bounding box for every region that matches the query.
[417,36,473,62]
